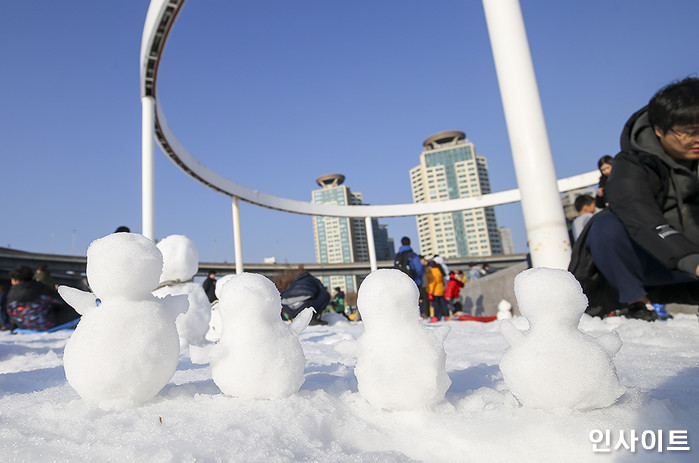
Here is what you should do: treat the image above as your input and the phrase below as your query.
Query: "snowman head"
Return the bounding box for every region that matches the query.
[86,233,163,301]
[157,234,199,283]
[357,269,420,326]
[214,274,236,300]
[497,299,512,313]
[218,273,281,324]
[514,267,588,326]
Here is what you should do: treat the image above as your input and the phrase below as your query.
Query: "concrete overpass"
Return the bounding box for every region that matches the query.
[0,246,527,288]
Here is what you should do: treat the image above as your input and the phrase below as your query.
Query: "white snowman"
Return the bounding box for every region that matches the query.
[499,267,625,410]
[209,272,313,399]
[351,269,451,410]
[204,273,236,343]
[152,234,211,350]
[496,299,513,319]
[58,233,186,409]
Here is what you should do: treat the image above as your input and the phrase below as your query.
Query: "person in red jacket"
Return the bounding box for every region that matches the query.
[444,271,465,315]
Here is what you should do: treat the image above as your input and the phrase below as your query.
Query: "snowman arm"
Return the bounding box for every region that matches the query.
[597,331,622,356]
[289,307,314,336]
[430,324,450,342]
[57,285,97,316]
[500,319,525,347]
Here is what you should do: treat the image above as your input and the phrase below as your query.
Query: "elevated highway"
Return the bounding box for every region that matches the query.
[0,246,527,287]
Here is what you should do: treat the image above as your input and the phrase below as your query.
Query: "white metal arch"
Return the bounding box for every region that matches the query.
[140,0,596,272]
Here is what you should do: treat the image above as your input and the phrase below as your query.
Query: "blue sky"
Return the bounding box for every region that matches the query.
[1,0,697,265]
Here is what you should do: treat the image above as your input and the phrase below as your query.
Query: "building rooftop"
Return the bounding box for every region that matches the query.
[422,130,466,150]
[316,173,345,188]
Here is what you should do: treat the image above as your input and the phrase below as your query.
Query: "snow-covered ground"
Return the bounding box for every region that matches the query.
[1,313,696,462]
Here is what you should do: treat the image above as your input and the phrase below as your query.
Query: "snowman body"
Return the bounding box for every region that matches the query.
[210,273,310,399]
[354,269,451,410]
[64,298,182,408]
[499,267,624,410]
[153,234,211,349]
[59,233,185,409]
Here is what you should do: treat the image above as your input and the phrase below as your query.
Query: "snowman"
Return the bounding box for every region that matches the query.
[152,234,211,350]
[499,267,625,410]
[204,273,236,343]
[209,272,313,399]
[496,299,513,319]
[58,233,186,409]
[349,269,451,410]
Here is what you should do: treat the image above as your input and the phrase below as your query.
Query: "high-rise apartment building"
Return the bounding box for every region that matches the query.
[409,131,502,258]
[312,174,394,293]
[498,226,516,255]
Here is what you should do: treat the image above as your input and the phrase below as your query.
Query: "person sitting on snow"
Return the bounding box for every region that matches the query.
[280,271,330,326]
[6,266,79,331]
[570,77,699,320]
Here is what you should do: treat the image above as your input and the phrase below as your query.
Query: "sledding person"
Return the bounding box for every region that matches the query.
[280,271,330,325]
[34,264,56,290]
[6,265,80,331]
[570,77,699,320]
[328,287,345,314]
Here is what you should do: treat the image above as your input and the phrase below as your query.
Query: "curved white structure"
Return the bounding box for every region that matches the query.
[140,0,597,270]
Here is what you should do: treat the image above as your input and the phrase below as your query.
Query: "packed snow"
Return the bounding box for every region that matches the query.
[0,314,696,461]
[1,258,697,461]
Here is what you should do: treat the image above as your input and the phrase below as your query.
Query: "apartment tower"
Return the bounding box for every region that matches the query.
[312,174,393,293]
[409,131,502,258]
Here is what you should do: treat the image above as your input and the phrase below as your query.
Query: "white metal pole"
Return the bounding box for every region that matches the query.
[141,96,156,241]
[232,197,243,274]
[482,0,571,269]
[365,216,378,272]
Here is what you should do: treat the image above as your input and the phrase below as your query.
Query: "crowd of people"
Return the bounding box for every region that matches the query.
[393,236,490,322]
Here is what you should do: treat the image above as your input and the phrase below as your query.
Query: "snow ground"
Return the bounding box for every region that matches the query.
[0,313,697,462]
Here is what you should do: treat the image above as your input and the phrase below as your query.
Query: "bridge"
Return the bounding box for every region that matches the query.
[0,246,527,288]
[140,0,598,274]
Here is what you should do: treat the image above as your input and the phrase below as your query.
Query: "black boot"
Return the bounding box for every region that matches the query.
[625,302,659,321]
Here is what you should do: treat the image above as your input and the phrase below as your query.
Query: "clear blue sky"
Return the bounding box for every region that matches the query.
[1,0,697,264]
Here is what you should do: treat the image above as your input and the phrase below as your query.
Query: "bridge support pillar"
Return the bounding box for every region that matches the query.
[141,95,156,241]
[483,0,571,269]
[365,216,377,272]
[232,197,243,274]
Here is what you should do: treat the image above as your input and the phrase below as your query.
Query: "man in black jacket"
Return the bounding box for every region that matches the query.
[571,77,699,319]
[202,270,217,303]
